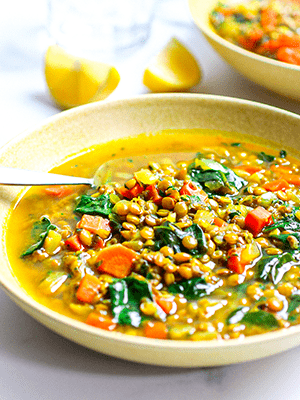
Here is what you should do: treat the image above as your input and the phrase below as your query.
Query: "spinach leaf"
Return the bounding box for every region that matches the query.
[22,217,57,257]
[233,12,250,23]
[185,224,207,256]
[108,212,122,232]
[154,222,207,256]
[271,233,300,250]
[257,253,295,284]
[154,222,185,253]
[231,142,241,147]
[75,194,113,216]
[280,150,287,158]
[264,207,300,232]
[241,310,279,329]
[257,256,279,281]
[234,282,249,294]
[168,277,221,300]
[257,152,275,163]
[288,294,300,313]
[136,259,151,278]
[190,169,228,192]
[188,158,247,194]
[228,210,241,219]
[109,277,153,327]
[226,306,250,325]
[272,253,296,283]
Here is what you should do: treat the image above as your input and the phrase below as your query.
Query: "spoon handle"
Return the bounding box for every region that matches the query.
[0,166,92,186]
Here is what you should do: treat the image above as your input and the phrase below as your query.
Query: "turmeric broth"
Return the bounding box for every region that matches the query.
[7,131,300,340]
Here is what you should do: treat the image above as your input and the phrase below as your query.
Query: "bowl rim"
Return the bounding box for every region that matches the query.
[1,92,300,352]
[188,0,300,72]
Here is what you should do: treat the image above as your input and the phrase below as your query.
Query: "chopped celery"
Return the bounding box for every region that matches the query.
[39,271,68,295]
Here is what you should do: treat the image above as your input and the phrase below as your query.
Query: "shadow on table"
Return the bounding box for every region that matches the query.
[33,93,60,112]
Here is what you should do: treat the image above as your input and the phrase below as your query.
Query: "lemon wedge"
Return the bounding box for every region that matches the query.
[143,37,201,93]
[44,45,120,109]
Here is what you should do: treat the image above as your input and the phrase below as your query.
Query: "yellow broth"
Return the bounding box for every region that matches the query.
[6,131,300,340]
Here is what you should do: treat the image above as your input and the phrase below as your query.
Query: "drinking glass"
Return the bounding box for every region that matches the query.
[47,0,157,61]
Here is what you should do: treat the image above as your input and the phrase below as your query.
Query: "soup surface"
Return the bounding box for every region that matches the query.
[7,131,300,341]
[210,0,300,65]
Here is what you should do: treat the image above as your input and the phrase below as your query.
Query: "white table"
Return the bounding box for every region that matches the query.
[1,1,300,399]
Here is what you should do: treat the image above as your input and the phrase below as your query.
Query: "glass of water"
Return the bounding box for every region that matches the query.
[47,0,157,61]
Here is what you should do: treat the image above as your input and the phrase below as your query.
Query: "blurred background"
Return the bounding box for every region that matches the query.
[1,0,299,148]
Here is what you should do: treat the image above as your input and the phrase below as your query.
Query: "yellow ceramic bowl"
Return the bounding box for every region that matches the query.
[188,0,300,101]
[1,94,300,368]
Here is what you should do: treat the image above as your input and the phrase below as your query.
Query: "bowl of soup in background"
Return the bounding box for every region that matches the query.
[1,93,300,367]
[188,0,300,101]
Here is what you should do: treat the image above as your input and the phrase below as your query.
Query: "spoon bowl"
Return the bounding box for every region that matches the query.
[0,153,196,187]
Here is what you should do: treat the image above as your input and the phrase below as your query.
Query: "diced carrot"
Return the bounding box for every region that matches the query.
[43,185,74,198]
[77,214,111,236]
[277,47,300,65]
[97,243,137,278]
[270,165,291,175]
[238,29,264,51]
[180,181,208,202]
[76,273,101,303]
[65,234,84,251]
[218,6,233,16]
[244,206,272,236]
[155,295,174,314]
[277,35,300,48]
[263,178,290,192]
[86,313,116,331]
[234,165,263,175]
[146,184,162,205]
[118,183,144,200]
[94,237,105,249]
[260,35,300,53]
[281,174,300,186]
[144,321,168,339]
[261,6,277,31]
[249,28,264,41]
[227,247,245,274]
[214,217,228,227]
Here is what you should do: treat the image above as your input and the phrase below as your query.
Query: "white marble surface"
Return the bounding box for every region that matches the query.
[1,1,300,399]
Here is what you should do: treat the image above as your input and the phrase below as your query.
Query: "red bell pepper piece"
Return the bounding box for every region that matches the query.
[227,248,245,274]
[244,206,272,236]
[118,183,144,199]
[65,234,84,251]
[146,184,162,205]
[180,181,208,202]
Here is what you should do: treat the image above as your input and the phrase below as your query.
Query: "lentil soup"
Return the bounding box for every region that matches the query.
[7,131,300,341]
